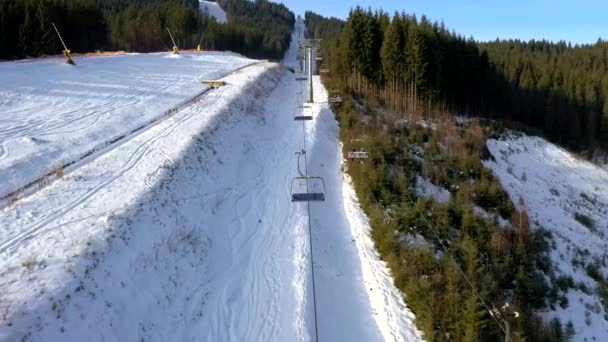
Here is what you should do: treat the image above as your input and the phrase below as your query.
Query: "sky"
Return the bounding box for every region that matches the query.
[278,0,608,44]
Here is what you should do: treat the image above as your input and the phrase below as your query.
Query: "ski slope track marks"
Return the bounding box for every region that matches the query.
[0,22,423,341]
[0,52,255,207]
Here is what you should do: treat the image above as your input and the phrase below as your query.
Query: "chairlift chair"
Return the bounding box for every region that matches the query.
[346,151,369,161]
[291,176,326,202]
[294,106,313,121]
[328,90,342,104]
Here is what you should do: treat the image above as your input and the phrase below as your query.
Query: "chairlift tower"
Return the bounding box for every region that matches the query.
[299,38,322,103]
[307,47,313,103]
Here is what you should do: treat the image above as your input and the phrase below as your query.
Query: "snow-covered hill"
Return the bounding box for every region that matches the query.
[199,0,227,23]
[485,133,608,341]
[0,21,422,341]
[0,52,253,205]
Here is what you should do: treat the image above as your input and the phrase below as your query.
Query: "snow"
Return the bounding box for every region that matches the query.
[0,52,254,203]
[484,133,608,341]
[308,76,423,342]
[414,175,451,204]
[471,206,511,228]
[0,20,422,341]
[199,0,227,23]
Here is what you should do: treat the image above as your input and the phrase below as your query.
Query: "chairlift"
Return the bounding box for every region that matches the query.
[291,177,326,201]
[290,150,326,202]
[328,90,342,104]
[346,150,369,161]
[294,106,313,121]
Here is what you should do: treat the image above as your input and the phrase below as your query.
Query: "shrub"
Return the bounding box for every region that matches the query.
[574,212,594,230]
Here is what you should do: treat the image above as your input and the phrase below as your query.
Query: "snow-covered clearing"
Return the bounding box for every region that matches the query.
[0,51,253,204]
[414,175,451,204]
[0,22,422,341]
[199,0,227,23]
[485,133,608,341]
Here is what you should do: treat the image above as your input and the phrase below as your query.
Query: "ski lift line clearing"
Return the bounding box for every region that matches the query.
[328,90,343,104]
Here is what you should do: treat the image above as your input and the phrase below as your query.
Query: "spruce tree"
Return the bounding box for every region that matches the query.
[19,3,34,57]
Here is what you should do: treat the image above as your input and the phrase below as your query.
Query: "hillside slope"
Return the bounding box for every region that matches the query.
[485,133,608,341]
[0,52,253,204]
[199,0,227,23]
[0,21,422,342]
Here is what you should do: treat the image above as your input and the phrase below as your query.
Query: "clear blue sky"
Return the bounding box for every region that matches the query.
[278,0,608,44]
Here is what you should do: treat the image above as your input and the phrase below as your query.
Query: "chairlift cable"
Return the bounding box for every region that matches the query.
[301,85,320,342]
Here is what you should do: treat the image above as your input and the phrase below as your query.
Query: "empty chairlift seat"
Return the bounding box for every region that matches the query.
[346,151,369,160]
[294,106,313,121]
[328,90,342,104]
[291,176,326,202]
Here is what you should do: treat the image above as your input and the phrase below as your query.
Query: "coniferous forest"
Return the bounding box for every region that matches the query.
[0,0,294,60]
[306,8,608,154]
[306,8,601,341]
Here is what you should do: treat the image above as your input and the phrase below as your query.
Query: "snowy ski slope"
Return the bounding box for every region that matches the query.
[485,134,608,341]
[0,52,253,203]
[199,0,227,23]
[0,21,422,341]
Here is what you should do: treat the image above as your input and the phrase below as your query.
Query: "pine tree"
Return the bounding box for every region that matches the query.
[19,3,34,57]
[381,12,404,91]
[460,238,486,341]
[36,0,53,55]
[409,27,429,95]
[362,9,382,82]
[600,99,608,146]
[443,258,464,337]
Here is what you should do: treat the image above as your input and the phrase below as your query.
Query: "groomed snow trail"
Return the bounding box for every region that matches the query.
[0,51,253,202]
[0,22,423,341]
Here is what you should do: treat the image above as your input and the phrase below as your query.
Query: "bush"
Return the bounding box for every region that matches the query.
[574,212,594,230]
